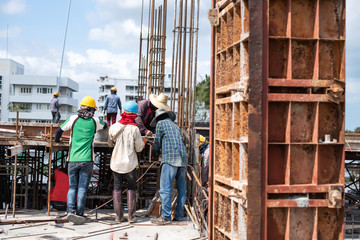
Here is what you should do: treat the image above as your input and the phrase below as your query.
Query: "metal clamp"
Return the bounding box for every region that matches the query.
[208,8,219,27]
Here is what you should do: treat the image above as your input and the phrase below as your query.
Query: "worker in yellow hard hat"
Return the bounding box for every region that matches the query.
[198,134,209,188]
[103,86,122,126]
[54,96,107,225]
[50,92,61,123]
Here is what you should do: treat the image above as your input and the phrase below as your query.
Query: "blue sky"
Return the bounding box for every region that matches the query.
[0,0,359,130]
[0,0,211,111]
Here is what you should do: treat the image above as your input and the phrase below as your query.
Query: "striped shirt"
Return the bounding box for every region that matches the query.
[153,118,187,167]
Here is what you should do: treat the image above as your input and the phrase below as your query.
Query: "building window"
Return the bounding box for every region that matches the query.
[37,87,53,94]
[20,87,32,94]
[0,93,1,106]
[0,76,2,89]
[125,95,134,101]
[126,86,135,91]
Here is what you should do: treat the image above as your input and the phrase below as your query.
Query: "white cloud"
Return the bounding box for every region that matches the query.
[88,19,140,49]
[95,0,142,9]
[0,0,26,14]
[0,26,22,38]
[346,77,360,104]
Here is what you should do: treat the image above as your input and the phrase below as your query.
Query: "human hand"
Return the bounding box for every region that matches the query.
[145,130,153,136]
[102,110,106,115]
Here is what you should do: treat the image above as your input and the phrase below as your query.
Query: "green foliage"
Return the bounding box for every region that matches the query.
[196,74,210,109]
[345,127,360,133]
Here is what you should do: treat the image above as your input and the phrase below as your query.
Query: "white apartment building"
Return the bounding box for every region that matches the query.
[0,59,79,123]
[97,74,178,121]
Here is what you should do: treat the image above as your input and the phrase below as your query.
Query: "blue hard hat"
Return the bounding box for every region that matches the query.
[123,101,138,113]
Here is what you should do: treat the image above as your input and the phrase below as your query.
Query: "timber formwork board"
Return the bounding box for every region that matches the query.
[210,0,345,239]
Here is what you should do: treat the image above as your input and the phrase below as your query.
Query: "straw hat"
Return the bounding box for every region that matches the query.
[149,93,170,111]
[150,109,176,127]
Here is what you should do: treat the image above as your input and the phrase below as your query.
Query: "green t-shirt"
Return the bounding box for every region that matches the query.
[61,115,106,162]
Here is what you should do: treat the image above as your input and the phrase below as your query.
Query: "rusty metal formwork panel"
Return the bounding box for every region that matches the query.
[210,0,345,239]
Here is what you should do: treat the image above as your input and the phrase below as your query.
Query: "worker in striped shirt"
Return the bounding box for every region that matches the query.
[149,109,188,225]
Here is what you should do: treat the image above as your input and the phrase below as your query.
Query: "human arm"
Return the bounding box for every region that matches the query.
[117,97,122,113]
[107,125,115,147]
[152,122,163,157]
[134,128,145,152]
[134,101,149,135]
[54,128,63,142]
[104,97,108,111]
[55,116,73,142]
[96,118,107,131]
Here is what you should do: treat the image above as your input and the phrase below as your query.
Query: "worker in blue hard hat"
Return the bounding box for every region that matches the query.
[108,101,146,223]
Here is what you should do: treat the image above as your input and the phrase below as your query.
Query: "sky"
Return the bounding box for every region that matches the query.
[0,0,359,130]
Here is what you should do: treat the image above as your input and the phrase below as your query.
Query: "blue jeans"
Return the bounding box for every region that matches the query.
[159,163,187,220]
[67,161,93,216]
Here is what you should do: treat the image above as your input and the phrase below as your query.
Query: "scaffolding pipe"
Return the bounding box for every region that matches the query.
[47,124,53,216]
[12,111,19,217]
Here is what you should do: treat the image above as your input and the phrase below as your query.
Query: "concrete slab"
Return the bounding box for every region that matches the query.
[0,209,202,240]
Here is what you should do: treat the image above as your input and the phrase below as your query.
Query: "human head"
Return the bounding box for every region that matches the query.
[110,87,117,94]
[123,101,138,114]
[80,96,97,110]
[150,109,176,127]
[54,92,59,97]
[149,92,170,111]
[199,135,206,146]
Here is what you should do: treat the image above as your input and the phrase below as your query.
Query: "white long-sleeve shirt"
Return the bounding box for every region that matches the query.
[108,122,145,174]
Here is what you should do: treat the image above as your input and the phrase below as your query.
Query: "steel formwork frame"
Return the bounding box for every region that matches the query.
[210,0,345,239]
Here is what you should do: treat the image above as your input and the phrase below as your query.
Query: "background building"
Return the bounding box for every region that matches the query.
[97,74,178,121]
[0,59,78,123]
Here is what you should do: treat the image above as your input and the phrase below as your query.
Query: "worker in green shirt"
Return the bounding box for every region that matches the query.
[55,96,107,225]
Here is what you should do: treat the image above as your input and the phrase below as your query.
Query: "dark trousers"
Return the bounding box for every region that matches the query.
[52,111,61,123]
[107,113,117,126]
[113,169,137,191]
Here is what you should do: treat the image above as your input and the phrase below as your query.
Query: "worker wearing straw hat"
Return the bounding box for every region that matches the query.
[149,109,187,225]
[134,92,170,136]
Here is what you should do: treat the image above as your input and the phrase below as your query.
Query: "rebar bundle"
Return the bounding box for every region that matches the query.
[137,0,168,101]
[170,0,200,129]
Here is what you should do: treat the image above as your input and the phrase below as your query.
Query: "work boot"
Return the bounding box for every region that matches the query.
[113,190,127,222]
[127,190,137,223]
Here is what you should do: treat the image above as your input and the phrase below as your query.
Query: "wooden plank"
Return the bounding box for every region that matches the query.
[267,184,343,193]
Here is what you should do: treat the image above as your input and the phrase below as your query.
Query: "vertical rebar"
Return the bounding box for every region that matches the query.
[176,0,184,122]
[148,0,156,96]
[12,111,19,217]
[47,124,53,216]
[170,0,178,110]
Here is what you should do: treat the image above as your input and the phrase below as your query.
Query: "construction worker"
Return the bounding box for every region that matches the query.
[103,87,122,126]
[108,101,146,223]
[134,92,170,136]
[50,92,61,123]
[149,109,187,225]
[199,135,209,187]
[55,96,107,225]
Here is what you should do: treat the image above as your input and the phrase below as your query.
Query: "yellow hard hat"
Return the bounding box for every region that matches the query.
[54,92,59,97]
[110,87,117,91]
[80,96,97,109]
[199,135,206,146]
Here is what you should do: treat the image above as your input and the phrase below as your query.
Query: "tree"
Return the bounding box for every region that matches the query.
[195,75,210,121]
[196,74,210,109]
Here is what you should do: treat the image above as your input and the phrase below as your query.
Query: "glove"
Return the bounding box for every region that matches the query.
[102,110,106,115]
